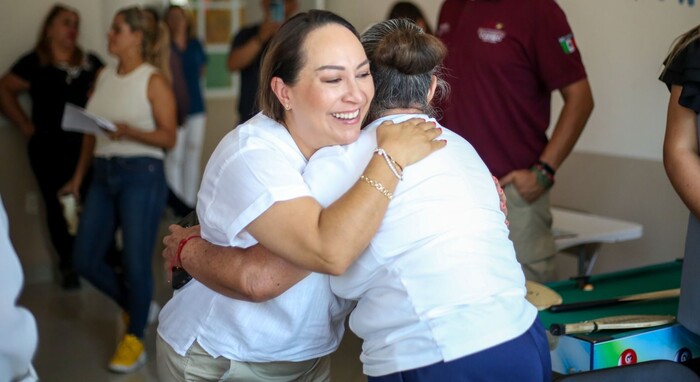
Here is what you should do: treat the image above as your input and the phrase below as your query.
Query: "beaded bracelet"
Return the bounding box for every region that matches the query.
[360,175,393,200]
[374,148,403,181]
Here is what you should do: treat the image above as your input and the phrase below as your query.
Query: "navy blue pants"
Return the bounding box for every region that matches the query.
[73,157,167,338]
[369,319,551,382]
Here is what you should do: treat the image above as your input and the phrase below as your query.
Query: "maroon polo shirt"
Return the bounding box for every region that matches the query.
[436,0,587,178]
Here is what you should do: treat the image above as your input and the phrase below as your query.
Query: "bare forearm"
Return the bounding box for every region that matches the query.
[0,76,32,136]
[73,135,95,183]
[540,78,594,169]
[0,89,29,128]
[247,155,398,275]
[181,241,310,302]
[665,148,700,216]
[314,155,398,271]
[247,119,443,275]
[664,86,700,216]
[227,39,263,72]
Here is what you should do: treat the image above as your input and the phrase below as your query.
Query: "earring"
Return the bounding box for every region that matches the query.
[284,104,291,111]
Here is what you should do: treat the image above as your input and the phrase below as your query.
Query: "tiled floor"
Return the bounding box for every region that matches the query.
[18,223,367,382]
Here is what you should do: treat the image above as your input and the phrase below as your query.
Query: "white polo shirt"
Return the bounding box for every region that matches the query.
[158,113,353,361]
[303,114,538,376]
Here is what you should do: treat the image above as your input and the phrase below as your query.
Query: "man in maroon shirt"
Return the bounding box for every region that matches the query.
[437,0,594,282]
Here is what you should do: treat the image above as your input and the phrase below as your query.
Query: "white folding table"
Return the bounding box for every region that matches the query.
[551,207,644,277]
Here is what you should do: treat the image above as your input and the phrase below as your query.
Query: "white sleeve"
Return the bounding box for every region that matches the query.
[0,197,38,381]
[303,129,375,207]
[197,146,312,247]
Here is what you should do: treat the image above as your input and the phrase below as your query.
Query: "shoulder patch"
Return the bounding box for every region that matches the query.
[558,33,577,54]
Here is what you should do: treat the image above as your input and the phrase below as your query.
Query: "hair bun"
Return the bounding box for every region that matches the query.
[370,23,445,75]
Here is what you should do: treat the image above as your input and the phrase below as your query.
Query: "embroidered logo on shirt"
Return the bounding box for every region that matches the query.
[478,27,505,44]
[558,33,577,54]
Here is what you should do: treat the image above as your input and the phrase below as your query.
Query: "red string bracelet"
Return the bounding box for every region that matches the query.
[176,234,201,269]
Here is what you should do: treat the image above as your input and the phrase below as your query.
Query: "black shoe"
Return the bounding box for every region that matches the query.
[61,269,81,290]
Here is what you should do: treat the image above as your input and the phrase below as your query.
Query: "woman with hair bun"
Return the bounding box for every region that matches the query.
[63,6,176,373]
[164,17,548,381]
[304,18,550,381]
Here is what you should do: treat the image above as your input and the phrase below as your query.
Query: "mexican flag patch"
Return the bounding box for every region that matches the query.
[558,33,577,54]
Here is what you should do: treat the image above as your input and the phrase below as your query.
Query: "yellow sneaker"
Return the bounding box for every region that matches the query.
[116,302,160,341]
[108,334,146,373]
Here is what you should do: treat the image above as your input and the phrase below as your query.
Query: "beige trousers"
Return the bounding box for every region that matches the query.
[505,185,557,283]
[156,334,331,382]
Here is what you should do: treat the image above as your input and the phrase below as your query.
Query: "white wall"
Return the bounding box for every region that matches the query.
[557,0,700,161]
[327,0,440,33]
[0,1,106,76]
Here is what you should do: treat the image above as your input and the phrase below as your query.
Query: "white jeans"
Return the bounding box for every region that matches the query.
[165,113,206,207]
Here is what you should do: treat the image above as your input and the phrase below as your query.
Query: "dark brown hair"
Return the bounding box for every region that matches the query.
[257,10,359,121]
[665,25,700,72]
[387,1,433,35]
[362,18,448,122]
[165,5,194,39]
[35,4,84,66]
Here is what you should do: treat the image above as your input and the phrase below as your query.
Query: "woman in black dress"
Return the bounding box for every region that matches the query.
[0,4,103,289]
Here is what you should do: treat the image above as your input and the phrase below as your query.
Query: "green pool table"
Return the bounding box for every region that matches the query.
[538,260,700,374]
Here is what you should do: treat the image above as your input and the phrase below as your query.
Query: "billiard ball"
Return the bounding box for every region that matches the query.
[675,347,692,363]
[619,349,638,366]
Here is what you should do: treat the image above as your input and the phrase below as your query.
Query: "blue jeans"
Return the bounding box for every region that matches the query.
[369,319,552,382]
[74,157,167,338]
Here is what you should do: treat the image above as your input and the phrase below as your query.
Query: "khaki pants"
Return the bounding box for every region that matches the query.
[156,334,331,382]
[505,185,557,283]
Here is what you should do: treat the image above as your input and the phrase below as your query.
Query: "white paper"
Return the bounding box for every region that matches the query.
[61,103,116,135]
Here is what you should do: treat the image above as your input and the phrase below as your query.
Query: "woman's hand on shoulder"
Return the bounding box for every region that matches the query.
[375,118,445,169]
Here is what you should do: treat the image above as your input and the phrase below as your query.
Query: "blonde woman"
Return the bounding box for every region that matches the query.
[62,6,176,373]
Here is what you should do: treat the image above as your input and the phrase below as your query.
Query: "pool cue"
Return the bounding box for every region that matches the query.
[548,288,680,313]
[549,314,676,336]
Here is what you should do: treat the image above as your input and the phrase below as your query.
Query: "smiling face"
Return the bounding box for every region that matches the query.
[47,10,80,50]
[276,23,374,158]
